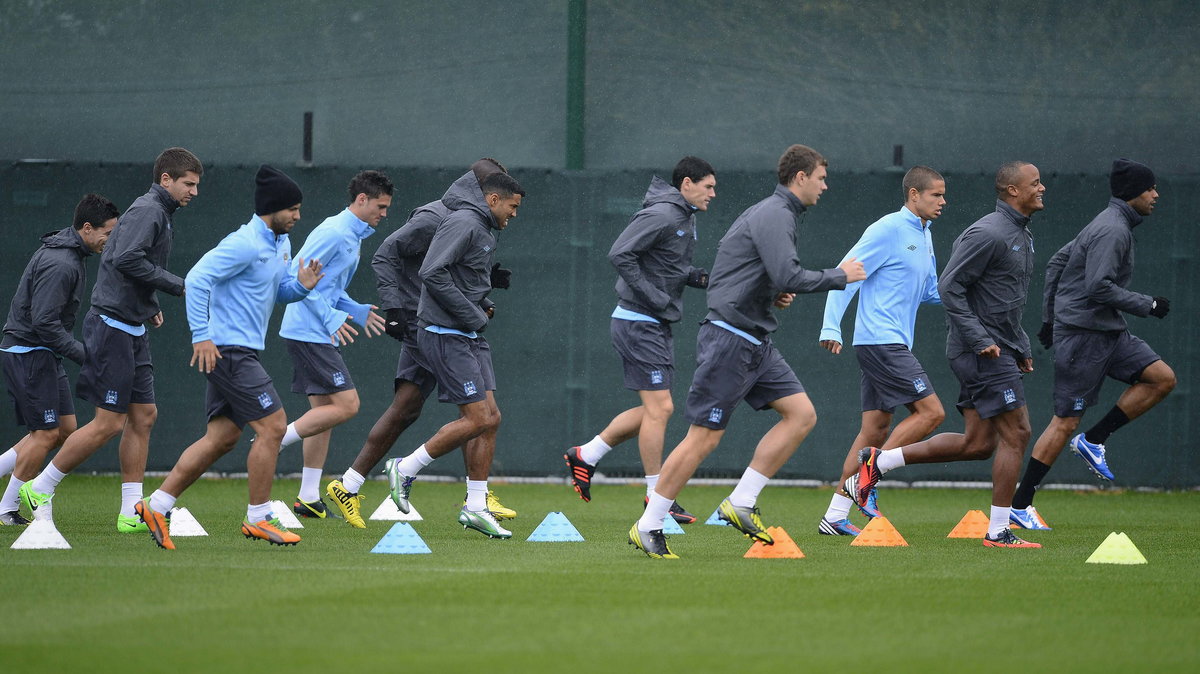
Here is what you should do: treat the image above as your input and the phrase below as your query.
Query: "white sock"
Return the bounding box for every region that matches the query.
[988,505,1010,537]
[727,467,770,508]
[280,423,302,448]
[342,468,366,493]
[298,467,322,502]
[396,445,434,477]
[577,435,612,466]
[824,492,854,522]
[465,479,488,511]
[0,447,17,477]
[644,474,659,498]
[878,448,906,473]
[638,491,675,532]
[31,461,68,496]
[247,501,273,523]
[120,482,143,517]
[1,476,25,513]
[149,489,176,515]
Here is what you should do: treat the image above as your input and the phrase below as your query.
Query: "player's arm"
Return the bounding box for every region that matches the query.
[371,231,404,311]
[753,214,853,294]
[276,256,322,304]
[420,218,488,331]
[608,213,672,311]
[28,260,86,364]
[111,213,185,296]
[292,227,353,337]
[184,236,254,372]
[937,227,997,355]
[819,225,884,347]
[1083,229,1154,317]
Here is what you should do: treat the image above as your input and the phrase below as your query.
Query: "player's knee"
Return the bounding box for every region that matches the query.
[57,420,77,442]
[962,441,996,461]
[924,406,947,429]
[645,399,674,423]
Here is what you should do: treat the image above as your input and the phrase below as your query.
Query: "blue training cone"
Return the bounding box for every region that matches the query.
[705,506,726,526]
[527,511,585,542]
[371,522,432,554]
[661,515,685,534]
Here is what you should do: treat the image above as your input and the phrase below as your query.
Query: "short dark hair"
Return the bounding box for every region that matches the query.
[480,172,525,199]
[671,156,715,190]
[72,193,120,230]
[902,166,944,199]
[347,170,394,202]
[995,161,1031,196]
[471,157,508,183]
[777,144,827,185]
[153,147,203,182]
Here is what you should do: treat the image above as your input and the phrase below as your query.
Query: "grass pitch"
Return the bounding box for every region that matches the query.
[1,476,1197,673]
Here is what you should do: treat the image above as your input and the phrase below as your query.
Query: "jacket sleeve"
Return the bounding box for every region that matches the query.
[608,213,672,311]
[753,212,847,294]
[111,215,185,296]
[371,232,403,310]
[29,259,85,363]
[185,235,255,343]
[1041,242,1071,323]
[1084,229,1153,317]
[420,218,489,331]
[922,230,942,305]
[938,227,996,354]
[818,224,886,342]
[292,227,352,335]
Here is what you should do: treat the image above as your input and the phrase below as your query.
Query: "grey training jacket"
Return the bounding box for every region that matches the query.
[608,175,702,323]
[373,200,450,314]
[89,184,185,324]
[417,172,498,332]
[940,200,1035,360]
[704,184,847,338]
[1044,198,1152,334]
[1,227,92,363]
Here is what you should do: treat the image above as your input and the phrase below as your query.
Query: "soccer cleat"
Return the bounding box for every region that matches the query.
[627,523,679,559]
[843,447,882,508]
[293,497,329,519]
[818,517,861,536]
[716,498,774,544]
[462,491,517,520]
[18,482,53,521]
[0,510,32,526]
[134,498,174,550]
[564,447,595,502]
[982,528,1042,548]
[1009,506,1052,531]
[856,487,883,519]
[326,479,366,528]
[242,518,301,546]
[384,457,416,514]
[458,506,512,539]
[1070,434,1114,481]
[117,513,149,533]
[641,496,698,525]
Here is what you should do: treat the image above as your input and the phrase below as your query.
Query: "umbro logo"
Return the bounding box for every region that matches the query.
[906,244,917,251]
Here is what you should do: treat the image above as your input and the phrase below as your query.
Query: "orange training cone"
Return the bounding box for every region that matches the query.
[744,526,805,558]
[947,509,990,538]
[850,516,908,547]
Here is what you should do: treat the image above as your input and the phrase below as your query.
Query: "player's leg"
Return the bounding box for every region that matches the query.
[291,389,360,517]
[242,408,299,544]
[457,390,510,537]
[115,402,157,531]
[821,409,889,534]
[982,405,1040,548]
[1072,359,1175,479]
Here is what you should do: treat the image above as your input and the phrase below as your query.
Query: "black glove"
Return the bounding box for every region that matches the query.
[490,262,512,290]
[686,267,709,289]
[384,308,406,341]
[1037,322,1054,349]
[1150,296,1170,318]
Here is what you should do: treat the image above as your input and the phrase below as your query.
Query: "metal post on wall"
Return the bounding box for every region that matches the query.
[566,0,586,171]
[301,111,314,167]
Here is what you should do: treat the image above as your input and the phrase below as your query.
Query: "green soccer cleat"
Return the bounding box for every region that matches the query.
[18,482,53,521]
[627,523,679,559]
[293,497,329,519]
[457,506,512,539]
[384,458,416,514]
[326,479,366,528]
[717,498,774,544]
[117,513,149,533]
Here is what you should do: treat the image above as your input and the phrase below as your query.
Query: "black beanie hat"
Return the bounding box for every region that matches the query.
[255,164,303,215]
[1109,158,1155,201]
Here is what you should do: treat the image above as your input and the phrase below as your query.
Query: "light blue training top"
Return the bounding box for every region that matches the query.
[279,208,375,345]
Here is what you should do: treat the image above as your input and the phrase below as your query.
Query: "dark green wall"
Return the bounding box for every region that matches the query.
[1,163,1195,487]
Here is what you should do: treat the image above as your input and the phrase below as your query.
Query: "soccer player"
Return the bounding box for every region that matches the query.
[326,159,517,528]
[631,145,865,559]
[276,171,390,519]
[565,156,717,523]
[20,148,202,531]
[1010,159,1174,529]
[0,194,118,525]
[133,165,324,550]
[843,161,1047,549]
[816,166,947,536]
[382,171,525,539]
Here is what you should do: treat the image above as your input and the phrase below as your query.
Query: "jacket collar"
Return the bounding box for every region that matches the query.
[151,184,181,214]
[1108,197,1144,229]
[773,184,808,217]
[994,199,1031,229]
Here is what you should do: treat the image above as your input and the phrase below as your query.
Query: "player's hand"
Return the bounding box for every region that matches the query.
[362,307,386,337]
[384,308,405,341]
[978,344,1001,359]
[332,321,358,345]
[1037,322,1053,349]
[1150,296,1170,318]
[820,339,842,354]
[490,262,512,290]
[297,257,324,290]
[839,256,867,283]
[686,267,709,289]
[149,311,164,328]
[485,304,496,319]
[1018,358,1034,373]
[189,340,221,373]
[773,292,795,309]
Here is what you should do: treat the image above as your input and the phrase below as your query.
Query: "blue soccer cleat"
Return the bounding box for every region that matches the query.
[1009,506,1052,531]
[1070,434,1114,481]
[818,517,861,536]
[856,487,883,519]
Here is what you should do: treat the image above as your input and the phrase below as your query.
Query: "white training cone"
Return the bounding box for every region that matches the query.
[11,519,71,549]
[269,500,304,528]
[168,507,209,537]
[369,496,423,521]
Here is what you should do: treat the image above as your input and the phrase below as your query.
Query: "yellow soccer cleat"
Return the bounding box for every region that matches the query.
[326,479,366,528]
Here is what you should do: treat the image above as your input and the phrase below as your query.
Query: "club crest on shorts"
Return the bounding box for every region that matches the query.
[463,380,478,397]
[105,390,119,405]
[43,409,57,424]
[1073,397,1086,411]
[258,391,274,409]
[1003,388,1017,405]
[708,407,723,424]
[912,378,927,393]
[650,370,663,385]
[332,371,346,387]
